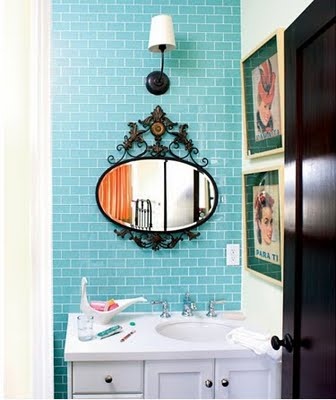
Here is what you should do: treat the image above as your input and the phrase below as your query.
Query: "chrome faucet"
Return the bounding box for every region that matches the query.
[206,299,225,317]
[181,292,197,316]
[151,300,171,318]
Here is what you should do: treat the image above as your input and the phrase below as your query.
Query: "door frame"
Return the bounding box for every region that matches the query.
[0,0,5,393]
[29,0,54,398]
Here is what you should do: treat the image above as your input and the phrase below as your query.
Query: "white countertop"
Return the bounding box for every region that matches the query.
[65,311,265,362]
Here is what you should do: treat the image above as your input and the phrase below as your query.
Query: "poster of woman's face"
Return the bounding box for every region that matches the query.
[253,185,280,266]
[252,54,281,142]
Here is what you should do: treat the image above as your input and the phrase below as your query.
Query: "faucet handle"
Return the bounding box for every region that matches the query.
[183,292,191,302]
[151,300,171,318]
[206,299,225,318]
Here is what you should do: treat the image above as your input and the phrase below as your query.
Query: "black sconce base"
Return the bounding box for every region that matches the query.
[145,71,170,95]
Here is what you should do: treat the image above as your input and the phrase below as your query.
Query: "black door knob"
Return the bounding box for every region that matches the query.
[271,333,294,353]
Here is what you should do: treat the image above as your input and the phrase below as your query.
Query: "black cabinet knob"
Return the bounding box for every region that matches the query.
[205,379,213,388]
[271,333,294,353]
[221,378,229,387]
[105,375,113,383]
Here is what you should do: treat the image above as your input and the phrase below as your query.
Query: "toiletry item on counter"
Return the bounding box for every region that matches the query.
[120,330,136,342]
[90,299,119,312]
[90,301,105,311]
[97,325,123,340]
[104,299,119,311]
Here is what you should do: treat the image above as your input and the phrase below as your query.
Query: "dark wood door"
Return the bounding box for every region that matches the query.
[282,0,336,398]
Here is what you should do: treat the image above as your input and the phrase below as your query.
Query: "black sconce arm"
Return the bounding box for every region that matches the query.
[157,44,167,83]
[146,44,170,96]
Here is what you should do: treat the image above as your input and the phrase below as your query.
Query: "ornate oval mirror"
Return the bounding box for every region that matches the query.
[96,106,218,250]
[97,158,217,232]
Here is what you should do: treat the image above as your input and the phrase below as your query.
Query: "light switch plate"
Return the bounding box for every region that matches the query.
[226,244,240,266]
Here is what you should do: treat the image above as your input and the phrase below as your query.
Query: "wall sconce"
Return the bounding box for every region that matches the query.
[146,15,176,96]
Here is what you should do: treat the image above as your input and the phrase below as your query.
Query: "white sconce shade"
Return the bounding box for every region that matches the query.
[148,14,176,52]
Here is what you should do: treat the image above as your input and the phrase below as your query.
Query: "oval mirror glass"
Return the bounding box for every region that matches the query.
[96,158,218,232]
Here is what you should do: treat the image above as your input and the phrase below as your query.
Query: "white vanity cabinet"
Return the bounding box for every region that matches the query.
[65,313,281,399]
[68,360,144,399]
[144,357,280,399]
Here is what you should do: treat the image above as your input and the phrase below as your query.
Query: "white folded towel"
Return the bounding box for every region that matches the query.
[226,327,282,360]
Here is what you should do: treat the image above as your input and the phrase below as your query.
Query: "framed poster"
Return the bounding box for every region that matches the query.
[241,29,284,159]
[243,166,283,285]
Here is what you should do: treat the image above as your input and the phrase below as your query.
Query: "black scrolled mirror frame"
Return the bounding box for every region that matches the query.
[96,105,218,250]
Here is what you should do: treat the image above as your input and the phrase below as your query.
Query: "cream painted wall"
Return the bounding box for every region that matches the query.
[241,0,314,336]
[2,0,32,398]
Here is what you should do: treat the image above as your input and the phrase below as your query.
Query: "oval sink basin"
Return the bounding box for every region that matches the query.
[155,320,233,342]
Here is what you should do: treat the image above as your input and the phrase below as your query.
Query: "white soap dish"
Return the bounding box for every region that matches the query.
[80,277,147,325]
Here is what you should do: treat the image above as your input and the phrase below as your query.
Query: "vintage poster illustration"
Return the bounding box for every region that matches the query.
[251,54,281,142]
[253,184,280,266]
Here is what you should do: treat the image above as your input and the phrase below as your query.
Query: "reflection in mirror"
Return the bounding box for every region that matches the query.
[97,159,216,232]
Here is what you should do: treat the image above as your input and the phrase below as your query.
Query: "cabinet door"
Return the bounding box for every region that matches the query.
[215,358,281,399]
[145,359,214,399]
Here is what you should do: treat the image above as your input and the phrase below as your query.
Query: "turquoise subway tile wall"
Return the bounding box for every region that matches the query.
[52,0,241,398]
